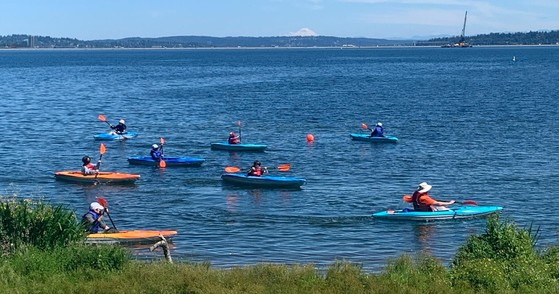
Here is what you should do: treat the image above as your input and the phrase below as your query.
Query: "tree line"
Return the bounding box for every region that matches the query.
[1,30,558,48]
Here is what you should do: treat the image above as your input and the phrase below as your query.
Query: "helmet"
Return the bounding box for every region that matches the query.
[152,144,159,149]
[82,156,91,164]
[253,160,261,166]
[119,119,125,124]
[376,122,382,127]
[90,202,104,211]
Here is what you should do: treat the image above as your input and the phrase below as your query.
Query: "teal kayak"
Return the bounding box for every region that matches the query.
[221,173,306,188]
[350,133,398,143]
[372,206,503,221]
[94,131,138,141]
[211,142,267,152]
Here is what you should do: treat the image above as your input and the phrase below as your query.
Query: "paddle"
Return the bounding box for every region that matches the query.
[96,196,118,231]
[98,114,112,127]
[159,137,166,168]
[361,123,372,131]
[402,195,478,206]
[224,163,291,173]
[235,120,242,143]
[93,143,106,183]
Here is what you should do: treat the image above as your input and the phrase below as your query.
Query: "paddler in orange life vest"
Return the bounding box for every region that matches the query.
[411,182,455,211]
[247,160,267,177]
[228,132,240,144]
[81,156,100,175]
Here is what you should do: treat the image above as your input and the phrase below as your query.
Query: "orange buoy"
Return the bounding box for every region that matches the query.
[306,134,314,142]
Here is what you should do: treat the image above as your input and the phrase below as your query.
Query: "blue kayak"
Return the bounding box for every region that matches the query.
[350,133,398,143]
[94,131,138,141]
[127,156,205,167]
[211,142,267,152]
[221,173,306,188]
[372,206,503,221]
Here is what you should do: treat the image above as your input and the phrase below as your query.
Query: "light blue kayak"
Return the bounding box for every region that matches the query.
[94,131,138,141]
[210,142,267,152]
[127,156,205,167]
[350,133,398,143]
[221,173,306,188]
[372,206,503,221]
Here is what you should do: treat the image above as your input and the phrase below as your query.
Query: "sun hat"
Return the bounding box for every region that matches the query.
[152,144,159,149]
[119,119,125,124]
[376,122,382,127]
[417,182,432,193]
[90,202,104,211]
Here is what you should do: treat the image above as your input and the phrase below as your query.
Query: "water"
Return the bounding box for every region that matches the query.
[1,47,558,272]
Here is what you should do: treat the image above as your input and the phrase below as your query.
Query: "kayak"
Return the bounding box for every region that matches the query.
[86,230,178,245]
[54,171,140,184]
[221,173,306,188]
[372,206,503,221]
[210,142,267,152]
[127,155,205,167]
[350,133,399,143]
[93,131,138,141]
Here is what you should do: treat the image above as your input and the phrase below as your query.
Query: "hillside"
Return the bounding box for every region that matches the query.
[2,30,559,48]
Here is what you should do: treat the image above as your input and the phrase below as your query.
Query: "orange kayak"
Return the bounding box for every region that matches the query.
[54,171,140,184]
[86,230,178,245]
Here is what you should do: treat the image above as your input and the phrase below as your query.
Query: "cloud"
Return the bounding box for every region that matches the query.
[289,28,318,36]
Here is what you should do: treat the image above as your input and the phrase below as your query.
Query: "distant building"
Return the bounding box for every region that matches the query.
[28,35,36,48]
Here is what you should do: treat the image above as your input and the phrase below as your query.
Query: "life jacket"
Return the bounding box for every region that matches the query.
[112,124,126,134]
[412,191,433,212]
[372,126,384,137]
[82,163,97,175]
[83,210,101,233]
[228,136,239,144]
[150,149,162,160]
[248,166,263,176]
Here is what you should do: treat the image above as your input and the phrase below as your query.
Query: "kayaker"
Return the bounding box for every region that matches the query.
[150,144,163,161]
[82,202,111,233]
[228,132,240,144]
[370,122,384,137]
[411,182,455,211]
[247,160,267,177]
[81,156,100,175]
[110,119,127,135]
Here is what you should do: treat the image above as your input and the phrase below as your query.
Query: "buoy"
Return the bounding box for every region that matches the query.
[306,134,314,142]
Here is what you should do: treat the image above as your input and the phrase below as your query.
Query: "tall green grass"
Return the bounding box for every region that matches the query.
[0,198,86,253]
[3,198,559,293]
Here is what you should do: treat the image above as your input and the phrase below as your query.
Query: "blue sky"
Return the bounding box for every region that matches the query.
[2,0,558,40]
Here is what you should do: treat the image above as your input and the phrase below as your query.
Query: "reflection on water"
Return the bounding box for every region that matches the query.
[413,223,437,255]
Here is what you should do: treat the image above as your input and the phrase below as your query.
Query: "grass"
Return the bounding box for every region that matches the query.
[3,198,559,293]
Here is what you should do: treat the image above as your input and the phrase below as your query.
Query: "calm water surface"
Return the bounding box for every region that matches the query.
[1,47,558,271]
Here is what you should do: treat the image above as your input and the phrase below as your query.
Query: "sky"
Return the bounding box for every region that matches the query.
[2,0,559,40]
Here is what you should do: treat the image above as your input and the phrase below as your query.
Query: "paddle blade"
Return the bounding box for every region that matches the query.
[160,137,165,145]
[98,114,107,122]
[402,195,412,203]
[361,123,369,130]
[159,160,167,168]
[99,143,106,154]
[235,120,242,127]
[461,200,478,206]
[224,166,241,173]
[96,196,108,208]
[277,164,290,172]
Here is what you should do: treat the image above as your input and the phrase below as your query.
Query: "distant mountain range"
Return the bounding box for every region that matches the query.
[1,30,558,49]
